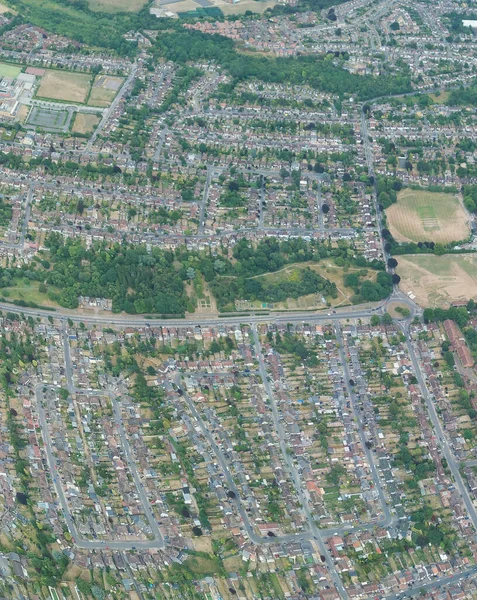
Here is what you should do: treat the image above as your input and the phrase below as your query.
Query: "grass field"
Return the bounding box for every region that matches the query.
[87,75,123,106]
[215,0,277,14]
[239,261,375,311]
[0,2,16,12]
[0,62,21,78]
[1,278,58,307]
[386,189,470,244]
[36,70,92,103]
[71,113,100,134]
[397,254,477,307]
[88,0,147,11]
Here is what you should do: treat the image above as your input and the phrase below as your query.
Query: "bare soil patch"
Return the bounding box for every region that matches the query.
[72,112,100,134]
[397,254,477,307]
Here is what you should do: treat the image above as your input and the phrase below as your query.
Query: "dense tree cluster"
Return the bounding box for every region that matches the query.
[377,176,402,209]
[448,82,477,107]
[211,267,337,308]
[462,184,477,213]
[7,235,389,315]
[422,305,469,328]
[44,233,187,314]
[154,30,411,100]
[343,270,393,303]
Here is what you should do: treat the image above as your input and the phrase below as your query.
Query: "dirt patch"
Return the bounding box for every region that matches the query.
[16,104,29,123]
[397,254,477,308]
[72,113,100,134]
[36,70,92,103]
[386,189,470,244]
[192,536,213,552]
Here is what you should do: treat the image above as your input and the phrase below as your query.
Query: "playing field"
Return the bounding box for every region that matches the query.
[386,189,470,244]
[87,75,123,107]
[71,113,100,134]
[0,62,21,78]
[36,70,92,103]
[397,253,477,307]
[88,0,147,11]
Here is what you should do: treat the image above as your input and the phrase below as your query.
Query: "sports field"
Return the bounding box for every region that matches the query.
[386,189,470,244]
[36,70,92,103]
[397,254,477,307]
[71,113,100,134]
[0,62,21,78]
[87,75,123,107]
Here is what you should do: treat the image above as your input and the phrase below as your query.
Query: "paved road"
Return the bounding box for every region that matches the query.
[153,125,168,163]
[111,396,165,547]
[404,328,477,531]
[384,564,477,600]
[36,385,164,551]
[335,323,394,528]
[174,374,306,546]
[37,325,165,550]
[86,64,137,151]
[0,297,386,327]
[198,165,215,235]
[251,324,349,599]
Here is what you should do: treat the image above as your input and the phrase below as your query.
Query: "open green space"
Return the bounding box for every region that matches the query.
[1,278,59,307]
[386,188,470,244]
[0,62,21,78]
[87,0,147,12]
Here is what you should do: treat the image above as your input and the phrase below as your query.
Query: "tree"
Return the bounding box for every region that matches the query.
[382,312,393,325]
[392,273,401,284]
[322,203,330,214]
[387,258,398,268]
[370,315,380,326]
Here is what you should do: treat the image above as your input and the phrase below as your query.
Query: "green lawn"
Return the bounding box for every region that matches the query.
[1,278,58,306]
[0,62,22,78]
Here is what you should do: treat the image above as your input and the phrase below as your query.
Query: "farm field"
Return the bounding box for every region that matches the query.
[386,189,470,244]
[71,113,100,134]
[87,75,123,106]
[0,62,21,78]
[397,253,477,307]
[88,0,147,11]
[36,70,92,103]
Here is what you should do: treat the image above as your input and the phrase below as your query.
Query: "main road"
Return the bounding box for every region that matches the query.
[403,322,477,531]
